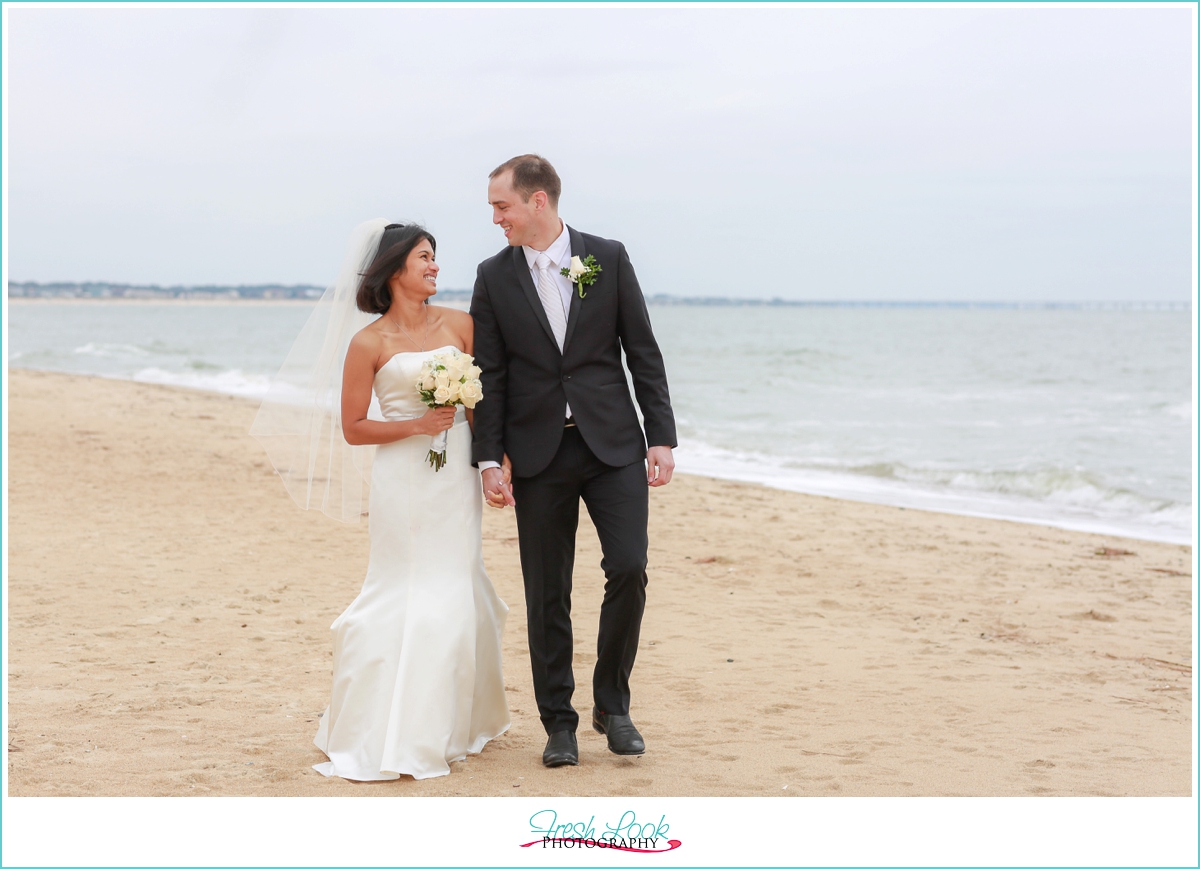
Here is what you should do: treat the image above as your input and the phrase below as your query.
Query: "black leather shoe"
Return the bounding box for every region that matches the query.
[542,731,579,767]
[592,708,645,756]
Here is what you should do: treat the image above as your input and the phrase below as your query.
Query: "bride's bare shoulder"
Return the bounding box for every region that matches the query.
[428,304,469,320]
[430,305,473,331]
[348,319,385,354]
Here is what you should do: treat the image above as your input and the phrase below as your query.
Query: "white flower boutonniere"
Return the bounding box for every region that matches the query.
[560,254,602,299]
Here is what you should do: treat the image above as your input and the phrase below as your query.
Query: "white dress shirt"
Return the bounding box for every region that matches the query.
[523,221,576,320]
[479,221,574,474]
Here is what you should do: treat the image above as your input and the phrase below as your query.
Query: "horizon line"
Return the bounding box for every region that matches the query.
[5,281,1191,309]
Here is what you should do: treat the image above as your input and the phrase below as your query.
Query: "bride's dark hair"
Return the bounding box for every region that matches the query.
[357,223,437,314]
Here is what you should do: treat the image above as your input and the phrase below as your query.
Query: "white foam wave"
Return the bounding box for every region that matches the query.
[74,342,150,358]
[674,439,1193,545]
[132,367,274,399]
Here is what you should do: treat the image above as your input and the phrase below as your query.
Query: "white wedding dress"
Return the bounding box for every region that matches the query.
[312,347,510,781]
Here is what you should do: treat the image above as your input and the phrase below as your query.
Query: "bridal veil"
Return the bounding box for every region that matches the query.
[250,218,387,522]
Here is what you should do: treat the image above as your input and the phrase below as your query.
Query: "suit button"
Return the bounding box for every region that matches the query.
[562,374,571,382]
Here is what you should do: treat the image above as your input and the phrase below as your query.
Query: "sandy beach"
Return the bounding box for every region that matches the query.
[6,368,1192,797]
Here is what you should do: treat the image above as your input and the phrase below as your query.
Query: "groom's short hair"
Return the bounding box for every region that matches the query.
[490,154,561,207]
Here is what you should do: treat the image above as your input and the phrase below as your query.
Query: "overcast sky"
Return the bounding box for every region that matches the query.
[6,5,1194,300]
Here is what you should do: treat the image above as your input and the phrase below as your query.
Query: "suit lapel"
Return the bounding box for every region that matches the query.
[512,245,559,351]
[562,226,586,353]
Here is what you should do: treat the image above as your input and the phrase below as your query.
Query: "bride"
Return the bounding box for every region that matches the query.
[251,219,510,781]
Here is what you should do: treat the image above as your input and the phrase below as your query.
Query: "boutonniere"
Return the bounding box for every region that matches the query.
[561,255,602,299]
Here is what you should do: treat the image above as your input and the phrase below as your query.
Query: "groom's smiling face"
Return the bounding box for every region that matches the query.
[488,170,543,248]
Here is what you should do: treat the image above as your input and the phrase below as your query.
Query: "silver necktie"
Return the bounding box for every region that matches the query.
[535,253,568,351]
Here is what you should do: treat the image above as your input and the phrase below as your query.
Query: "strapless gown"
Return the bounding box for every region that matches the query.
[312,347,510,781]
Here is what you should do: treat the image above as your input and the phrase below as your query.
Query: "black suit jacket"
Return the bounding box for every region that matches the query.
[470,226,677,478]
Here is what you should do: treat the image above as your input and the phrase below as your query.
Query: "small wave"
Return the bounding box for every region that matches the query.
[674,439,1193,544]
[132,367,274,399]
[851,464,1125,505]
[74,342,150,359]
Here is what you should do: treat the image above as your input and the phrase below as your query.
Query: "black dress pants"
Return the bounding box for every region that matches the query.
[513,426,649,735]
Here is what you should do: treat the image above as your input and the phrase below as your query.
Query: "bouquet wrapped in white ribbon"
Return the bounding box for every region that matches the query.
[415,349,484,470]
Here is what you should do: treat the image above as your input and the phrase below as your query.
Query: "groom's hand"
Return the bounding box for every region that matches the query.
[482,466,515,508]
[647,446,675,487]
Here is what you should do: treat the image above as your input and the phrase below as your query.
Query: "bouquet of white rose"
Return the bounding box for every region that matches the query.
[415,349,484,471]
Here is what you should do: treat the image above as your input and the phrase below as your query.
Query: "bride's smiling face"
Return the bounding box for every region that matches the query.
[388,239,438,300]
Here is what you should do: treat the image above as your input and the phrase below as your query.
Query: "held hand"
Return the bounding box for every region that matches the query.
[417,405,457,437]
[646,446,675,487]
[482,466,515,509]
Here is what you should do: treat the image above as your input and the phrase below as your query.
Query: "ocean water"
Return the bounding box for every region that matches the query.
[7,300,1193,544]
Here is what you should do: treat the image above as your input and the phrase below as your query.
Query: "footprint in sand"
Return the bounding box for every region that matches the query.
[1062,610,1117,622]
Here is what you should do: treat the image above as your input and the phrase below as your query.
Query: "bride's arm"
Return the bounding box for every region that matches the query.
[341,331,455,446]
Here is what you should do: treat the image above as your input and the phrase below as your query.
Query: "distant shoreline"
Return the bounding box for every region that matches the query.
[6,294,1189,311]
[7,296,475,310]
[8,297,325,306]
[7,297,322,306]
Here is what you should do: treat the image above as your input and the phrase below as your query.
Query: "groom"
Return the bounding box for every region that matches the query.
[470,154,677,768]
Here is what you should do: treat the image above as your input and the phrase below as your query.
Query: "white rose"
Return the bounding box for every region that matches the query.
[433,385,452,403]
[434,371,450,388]
[467,365,482,380]
[459,380,483,408]
[446,380,462,402]
[567,255,588,281]
[421,375,436,391]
